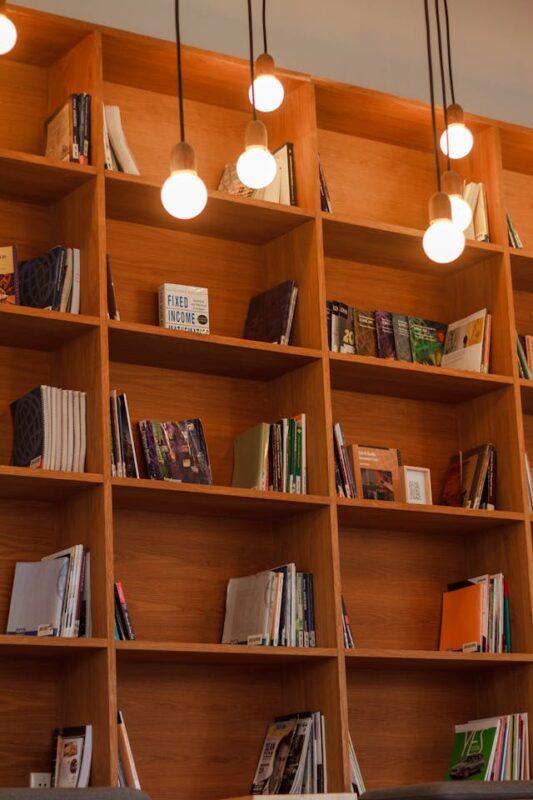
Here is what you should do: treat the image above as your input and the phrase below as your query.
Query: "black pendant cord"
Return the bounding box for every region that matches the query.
[443,0,456,104]
[435,0,450,171]
[262,0,268,53]
[247,0,257,120]
[175,0,185,142]
[424,0,441,191]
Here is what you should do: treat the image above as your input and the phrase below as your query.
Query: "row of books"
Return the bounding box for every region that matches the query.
[7,545,91,638]
[114,581,136,640]
[328,304,491,373]
[222,564,315,647]
[218,143,297,206]
[0,245,81,313]
[110,390,139,479]
[46,93,92,165]
[446,713,529,780]
[516,332,533,378]
[440,573,511,654]
[441,444,497,510]
[251,711,327,793]
[507,211,524,249]
[232,415,307,494]
[139,417,212,484]
[12,385,87,472]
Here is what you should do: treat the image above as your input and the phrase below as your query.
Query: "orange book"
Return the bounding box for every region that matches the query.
[439,583,483,652]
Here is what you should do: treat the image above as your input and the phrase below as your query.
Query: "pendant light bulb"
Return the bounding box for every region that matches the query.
[0,2,17,55]
[439,103,473,159]
[442,170,472,231]
[237,119,277,189]
[423,191,465,264]
[248,53,284,113]
[161,142,208,220]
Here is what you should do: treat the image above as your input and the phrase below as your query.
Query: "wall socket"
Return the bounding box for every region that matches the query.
[29,773,51,788]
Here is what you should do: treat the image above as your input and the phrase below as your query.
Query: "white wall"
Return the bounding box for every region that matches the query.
[14,0,533,127]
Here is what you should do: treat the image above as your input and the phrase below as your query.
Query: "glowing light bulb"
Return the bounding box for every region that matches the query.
[248,74,284,113]
[440,123,474,159]
[237,145,276,189]
[423,218,465,263]
[161,142,207,220]
[449,194,472,231]
[0,11,17,55]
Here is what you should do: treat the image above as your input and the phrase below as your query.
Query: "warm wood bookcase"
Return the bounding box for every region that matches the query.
[1,5,533,798]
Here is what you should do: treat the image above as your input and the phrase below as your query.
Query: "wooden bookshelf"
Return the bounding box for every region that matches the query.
[0,4,532,798]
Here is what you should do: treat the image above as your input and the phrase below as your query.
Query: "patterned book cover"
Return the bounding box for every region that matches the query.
[408,317,447,366]
[375,310,396,359]
[338,303,355,354]
[0,245,17,304]
[392,313,413,361]
[354,309,377,357]
[139,419,212,484]
[11,386,45,468]
[16,246,66,310]
[243,281,295,345]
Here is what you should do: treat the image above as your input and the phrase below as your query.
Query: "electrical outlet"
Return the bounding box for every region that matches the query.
[29,772,51,788]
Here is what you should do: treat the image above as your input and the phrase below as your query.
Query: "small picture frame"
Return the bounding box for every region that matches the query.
[400,466,432,505]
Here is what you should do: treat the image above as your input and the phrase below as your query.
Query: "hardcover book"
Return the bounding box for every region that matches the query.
[391,313,412,361]
[408,317,447,366]
[0,245,17,304]
[353,309,377,357]
[350,444,401,501]
[158,283,210,335]
[338,303,355,354]
[243,281,298,345]
[11,386,46,468]
[442,309,487,373]
[46,95,79,163]
[439,582,483,652]
[375,310,396,359]
[6,558,69,636]
[232,422,270,490]
[16,246,66,310]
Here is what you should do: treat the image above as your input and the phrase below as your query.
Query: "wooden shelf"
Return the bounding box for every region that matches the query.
[116,641,337,664]
[337,498,523,533]
[0,467,103,501]
[0,635,108,657]
[108,320,321,380]
[112,478,330,518]
[345,648,533,670]
[0,305,100,350]
[322,212,504,271]
[0,148,97,204]
[520,379,533,414]
[105,172,314,244]
[510,248,533,291]
[329,352,512,402]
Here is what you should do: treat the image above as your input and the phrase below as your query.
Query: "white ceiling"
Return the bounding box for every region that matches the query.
[15,0,533,128]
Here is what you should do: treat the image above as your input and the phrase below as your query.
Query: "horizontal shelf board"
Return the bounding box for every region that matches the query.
[0,148,97,204]
[329,352,512,402]
[108,321,321,380]
[0,467,103,501]
[0,305,100,350]
[337,498,524,533]
[322,213,504,272]
[116,641,337,664]
[112,478,330,518]
[105,172,314,244]
[0,635,108,658]
[520,379,533,414]
[345,648,533,670]
[510,248,533,291]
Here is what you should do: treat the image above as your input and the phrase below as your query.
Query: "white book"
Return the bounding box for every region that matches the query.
[111,390,123,477]
[60,389,69,471]
[72,390,81,474]
[441,309,487,373]
[463,182,481,241]
[222,570,276,645]
[43,544,84,637]
[79,391,87,472]
[469,574,490,651]
[49,386,57,471]
[102,105,118,171]
[158,283,210,335]
[60,249,73,313]
[42,385,52,470]
[474,183,490,242]
[53,387,62,471]
[281,418,289,492]
[77,724,93,787]
[6,558,69,636]
[274,143,292,206]
[321,714,328,793]
[270,571,284,647]
[66,390,74,471]
[252,161,281,203]
[69,248,81,314]
[104,106,140,175]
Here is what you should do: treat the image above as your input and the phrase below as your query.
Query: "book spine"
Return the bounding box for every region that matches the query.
[481,313,492,373]
[331,300,340,352]
[504,576,512,653]
[303,572,309,647]
[71,94,80,162]
[296,572,304,647]
[333,423,351,498]
[287,142,296,206]
[308,572,315,647]
[517,335,531,379]
[115,581,136,640]
[84,94,91,163]
[117,711,141,789]
[486,446,497,511]
[78,92,86,165]
[338,302,355,354]
[326,301,332,351]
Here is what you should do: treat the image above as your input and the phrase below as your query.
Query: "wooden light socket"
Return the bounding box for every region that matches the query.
[169,141,197,174]
[255,52,275,78]
[441,169,463,198]
[244,118,269,150]
[428,190,452,222]
[447,103,465,125]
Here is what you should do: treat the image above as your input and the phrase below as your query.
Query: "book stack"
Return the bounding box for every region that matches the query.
[7,545,90,638]
[46,93,92,164]
[243,280,298,346]
[103,105,140,174]
[439,573,511,653]
[516,332,533,379]
[446,713,529,780]
[327,305,491,373]
[114,581,136,641]
[6,245,81,314]
[507,211,524,249]
[51,725,92,787]
[341,595,355,649]
[463,182,489,242]
[139,418,212,484]
[441,444,497,510]
[349,734,365,796]
[218,143,296,206]
[110,391,139,478]
[11,385,87,472]
[251,711,327,794]
[222,564,315,647]
[232,415,307,493]
[118,711,141,789]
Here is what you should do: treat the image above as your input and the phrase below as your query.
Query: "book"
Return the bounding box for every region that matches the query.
[218,162,254,197]
[6,558,69,636]
[222,570,277,645]
[439,582,483,652]
[52,725,92,787]
[114,581,136,640]
[517,333,532,379]
[138,418,212,484]
[117,711,141,789]
[274,142,296,206]
[353,308,377,357]
[104,105,140,175]
[441,309,487,372]
[158,283,210,335]
[350,444,402,501]
[106,256,120,321]
[391,313,412,362]
[506,210,523,249]
[341,594,355,649]
[408,316,447,366]
[318,159,332,212]
[440,452,463,506]
[330,300,340,352]
[375,310,396,359]
[0,245,17,304]
[243,281,298,345]
[232,422,270,490]
[42,544,85,637]
[462,443,492,509]
[446,718,500,780]
[333,422,357,498]
[46,95,80,163]
[251,716,298,793]
[338,303,355,354]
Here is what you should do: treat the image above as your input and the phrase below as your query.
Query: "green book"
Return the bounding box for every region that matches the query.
[408,317,447,366]
[446,719,500,780]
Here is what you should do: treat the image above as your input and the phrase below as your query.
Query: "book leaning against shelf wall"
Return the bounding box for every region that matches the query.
[118,711,141,789]
[0,245,81,314]
[218,142,296,206]
[51,725,93,788]
[103,105,140,174]
[114,581,136,641]
[46,93,92,165]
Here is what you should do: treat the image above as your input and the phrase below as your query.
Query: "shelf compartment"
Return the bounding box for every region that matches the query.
[0,148,97,204]
[329,352,512,403]
[0,466,103,501]
[112,478,329,518]
[510,248,533,291]
[520,380,533,414]
[105,172,314,245]
[337,498,524,534]
[345,648,533,670]
[116,641,337,664]
[108,321,321,380]
[0,634,108,657]
[0,305,100,351]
